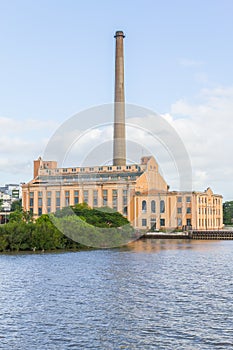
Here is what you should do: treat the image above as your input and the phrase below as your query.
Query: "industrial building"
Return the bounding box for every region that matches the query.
[22,31,223,231]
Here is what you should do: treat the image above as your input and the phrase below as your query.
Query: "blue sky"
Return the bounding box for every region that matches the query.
[0,0,233,199]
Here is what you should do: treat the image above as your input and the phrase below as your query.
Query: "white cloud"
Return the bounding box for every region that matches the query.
[0,116,58,133]
[0,116,59,184]
[167,86,233,199]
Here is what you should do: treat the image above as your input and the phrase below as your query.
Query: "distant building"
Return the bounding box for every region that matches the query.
[0,184,21,199]
[22,31,223,231]
[0,184,21,209]
[0,184,21,223]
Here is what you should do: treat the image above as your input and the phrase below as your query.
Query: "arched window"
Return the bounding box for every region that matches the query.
[142,200,147,213]
[160,200,165,213]
[151,200,156,213]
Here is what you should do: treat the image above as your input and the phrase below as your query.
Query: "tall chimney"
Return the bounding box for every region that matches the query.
[113,30,126,166]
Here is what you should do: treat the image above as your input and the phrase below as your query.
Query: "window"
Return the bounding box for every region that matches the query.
[177,218,182,227]
[187,219,191,226]
[84,190,89,204]
[102,189,108,206]
[186,207,191,214]
[177,196,182,203]
[47,198,51,207]
[74,190,79,205]
[151,200,156,213]
[160,218,165,226]
[38,191,43,215]
[65,191,70,206]
[29,192,34,208]
[37,190,43,212]
[123,189,128,206]
[93,190,98,207]
[177,207,182,214]
[186,196,191,203]
[160,200,165,213]
[29,192,34,211]
[142,219,147,227]
[112,189,118,210]
[142,200,147,213]
[56,198,60,207]
[56,191,60,210]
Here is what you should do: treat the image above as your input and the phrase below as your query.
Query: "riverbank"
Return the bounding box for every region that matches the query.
[143,230,233,240]
[0,205,134,253]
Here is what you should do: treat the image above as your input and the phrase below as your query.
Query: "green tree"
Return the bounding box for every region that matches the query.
[52,204,136,248]
[3,221,34,251]
[223,201,233,225]
[9,209,24,223]
[9,209,33,224]
[68,203,130,228]
[11,199,22,211]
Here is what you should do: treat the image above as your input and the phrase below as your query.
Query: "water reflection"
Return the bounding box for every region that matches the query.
[124,238,222,253]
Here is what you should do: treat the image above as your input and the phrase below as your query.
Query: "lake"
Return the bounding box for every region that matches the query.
[0,239,233,349]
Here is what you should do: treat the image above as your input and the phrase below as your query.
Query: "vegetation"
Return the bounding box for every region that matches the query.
[51,203,135,248]
[0,212,81,252]
[56,203,129,227]
[0,204,136,252]
[11,199,22,211]
[223,201,233,225]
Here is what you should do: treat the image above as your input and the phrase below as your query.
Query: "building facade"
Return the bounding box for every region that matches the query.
[22,156,223,231]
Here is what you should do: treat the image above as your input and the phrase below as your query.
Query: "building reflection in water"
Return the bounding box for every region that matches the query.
[124,238,221,253]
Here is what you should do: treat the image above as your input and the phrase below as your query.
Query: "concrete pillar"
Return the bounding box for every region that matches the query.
[113,31,126,166]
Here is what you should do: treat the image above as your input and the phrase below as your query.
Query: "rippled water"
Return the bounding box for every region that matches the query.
[1,239,233,349]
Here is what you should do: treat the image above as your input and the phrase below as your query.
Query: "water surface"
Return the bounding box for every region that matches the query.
[0,239,233,349]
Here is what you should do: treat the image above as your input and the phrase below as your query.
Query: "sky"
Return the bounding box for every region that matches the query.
[0,0,233,200]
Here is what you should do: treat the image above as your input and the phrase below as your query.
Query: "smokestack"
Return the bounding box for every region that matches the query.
[113,30,126,166]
